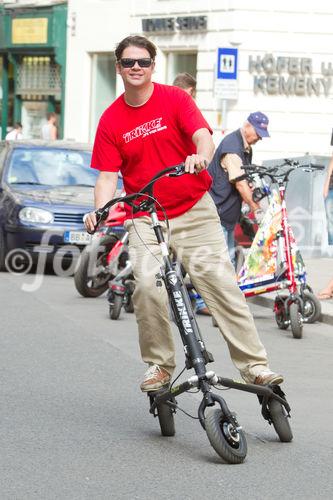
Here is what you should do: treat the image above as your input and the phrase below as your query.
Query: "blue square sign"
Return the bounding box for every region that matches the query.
[217,47,238,80]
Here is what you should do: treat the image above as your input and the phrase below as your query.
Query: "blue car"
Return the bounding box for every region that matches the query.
[0,140,120,272]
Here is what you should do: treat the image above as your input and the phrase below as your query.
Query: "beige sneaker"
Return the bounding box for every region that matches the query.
[140,364,171,392]
[254,370,284,386]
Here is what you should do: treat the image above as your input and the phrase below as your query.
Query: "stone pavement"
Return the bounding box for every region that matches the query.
[249,257,333,326]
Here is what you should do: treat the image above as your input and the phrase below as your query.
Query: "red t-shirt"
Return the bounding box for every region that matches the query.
[91,82,212,219]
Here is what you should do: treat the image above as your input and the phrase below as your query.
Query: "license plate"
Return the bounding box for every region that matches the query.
[63,231,92,245]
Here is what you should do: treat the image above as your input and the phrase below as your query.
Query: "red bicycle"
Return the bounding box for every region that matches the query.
[237,160,324,339]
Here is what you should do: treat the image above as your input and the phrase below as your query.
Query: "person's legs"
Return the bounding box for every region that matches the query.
[125,217,175,389]
[195,294,210,315]
[170,193,282,384]
[324,189,333,246]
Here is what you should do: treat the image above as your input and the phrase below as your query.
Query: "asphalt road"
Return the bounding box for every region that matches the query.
[1,271,333,500]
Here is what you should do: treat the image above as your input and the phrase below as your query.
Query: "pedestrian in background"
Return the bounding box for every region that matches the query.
[41,112,57,140]
[208,112,268,266]
[5,122,23,140]
[172,72,197,98]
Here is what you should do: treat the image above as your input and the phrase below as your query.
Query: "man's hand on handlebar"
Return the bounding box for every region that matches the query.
[83,211,98,234]
[184,154,208,174]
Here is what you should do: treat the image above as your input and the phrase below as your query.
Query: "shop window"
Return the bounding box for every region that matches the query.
[17,57,61,98]
[90,53,117,143]
[165,52,197,84]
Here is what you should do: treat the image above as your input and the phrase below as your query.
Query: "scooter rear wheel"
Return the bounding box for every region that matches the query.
[268,399,293,442]
[205,409,247,464]
[289,302,303,339]
[109,294,123,320]
[124,297,134,313]
[302,289,321,323]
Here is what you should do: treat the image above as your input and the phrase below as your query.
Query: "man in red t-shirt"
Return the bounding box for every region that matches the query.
[85,35,283,392]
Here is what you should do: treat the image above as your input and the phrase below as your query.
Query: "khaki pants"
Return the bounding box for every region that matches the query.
[125,193,270,383]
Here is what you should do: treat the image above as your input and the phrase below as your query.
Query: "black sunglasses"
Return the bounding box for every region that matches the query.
[119,58,153,68]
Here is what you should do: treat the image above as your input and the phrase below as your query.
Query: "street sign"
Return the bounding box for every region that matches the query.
[214,47,239,100]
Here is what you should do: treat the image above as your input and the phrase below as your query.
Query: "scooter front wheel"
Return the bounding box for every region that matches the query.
[109,294,123,320]
[156,402,175,437]
[289,302,303,339]
[205,409,247,464]
[268,399,293,442]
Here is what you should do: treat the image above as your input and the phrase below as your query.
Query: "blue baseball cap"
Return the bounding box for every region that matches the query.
[247,111,270,138]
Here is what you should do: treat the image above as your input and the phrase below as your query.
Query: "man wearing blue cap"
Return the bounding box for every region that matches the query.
[208,111,270,266]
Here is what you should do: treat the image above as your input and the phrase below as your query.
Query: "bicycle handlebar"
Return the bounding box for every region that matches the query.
[88,163,186,233]
[240,160,325,183]
[235,160,325,203]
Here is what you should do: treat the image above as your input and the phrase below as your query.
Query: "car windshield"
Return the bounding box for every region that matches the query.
[6,147,98,187]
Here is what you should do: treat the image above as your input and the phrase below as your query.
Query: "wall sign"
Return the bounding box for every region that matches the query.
[249,53,332,97]
[142,16,207,33]
[12,18,48,45]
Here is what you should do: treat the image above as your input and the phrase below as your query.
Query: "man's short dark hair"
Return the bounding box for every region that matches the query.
[172,72,197,91]
[14,122,22,129]
[46,112,56,120]
[115,35,157,61]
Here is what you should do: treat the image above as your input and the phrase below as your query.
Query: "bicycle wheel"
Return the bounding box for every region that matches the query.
[156,402,175,437]
[205,409,247,464]
[302,289,321,323]
[289,302,303,339]
[109,294,123,320]
[268,399,293,442]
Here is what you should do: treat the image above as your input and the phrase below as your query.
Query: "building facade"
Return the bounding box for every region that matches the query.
[64,0,333,162]
[0,0,67,139]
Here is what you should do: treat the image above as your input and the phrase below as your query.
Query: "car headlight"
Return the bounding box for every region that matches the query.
[19,207,54,224]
